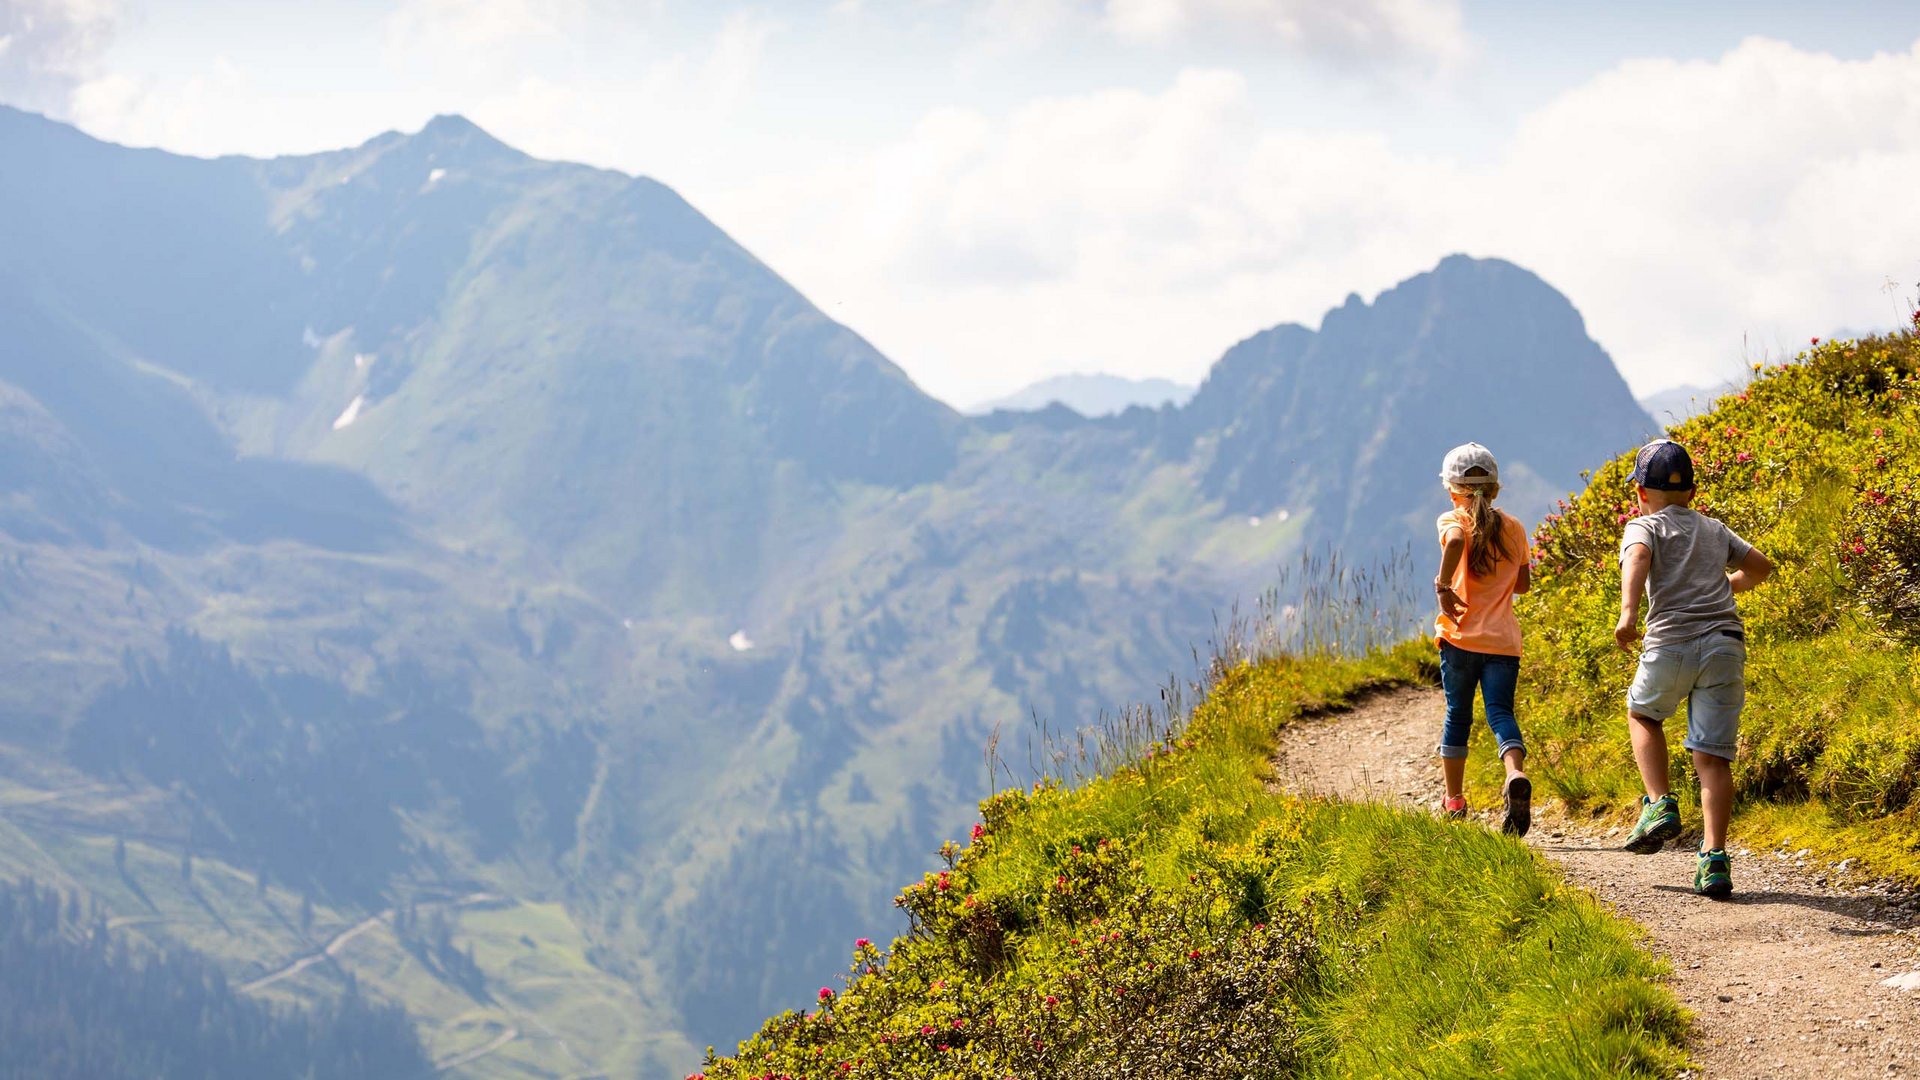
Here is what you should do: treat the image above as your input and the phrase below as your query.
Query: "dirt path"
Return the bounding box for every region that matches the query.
[239,891,499,994]
[433,1025,520,1073]
[1271,685,1920,1079]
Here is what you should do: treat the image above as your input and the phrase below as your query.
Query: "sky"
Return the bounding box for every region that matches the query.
[5,1,1919,407]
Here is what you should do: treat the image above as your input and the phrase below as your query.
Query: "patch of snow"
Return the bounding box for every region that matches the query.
[728,630,754,652]
[353,352,373,370]
[302,326,321,349]
[331,394,366,431]
[426,167,447,188]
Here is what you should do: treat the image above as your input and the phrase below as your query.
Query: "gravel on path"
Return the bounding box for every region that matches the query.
[1270,684,1920,1079]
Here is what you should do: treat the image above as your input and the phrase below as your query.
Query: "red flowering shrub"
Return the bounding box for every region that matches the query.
[1841,410,1920,641]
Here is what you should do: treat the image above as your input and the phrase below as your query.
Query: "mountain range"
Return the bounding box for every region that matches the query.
[969,373,1196,417]
[0,106,1656,1077]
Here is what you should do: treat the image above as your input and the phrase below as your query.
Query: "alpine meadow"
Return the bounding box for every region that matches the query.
[3,21,1920,1076]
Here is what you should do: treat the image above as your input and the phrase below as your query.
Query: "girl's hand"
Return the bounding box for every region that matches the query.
[1438,586,1466,622]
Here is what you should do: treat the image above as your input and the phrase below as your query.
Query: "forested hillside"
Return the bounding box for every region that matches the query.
[0,878,428,1080]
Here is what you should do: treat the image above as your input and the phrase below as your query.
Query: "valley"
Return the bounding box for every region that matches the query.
[0,105,1653,1074]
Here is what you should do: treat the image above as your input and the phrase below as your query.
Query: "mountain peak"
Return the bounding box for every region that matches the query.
[419,113,487,138]
[406,113,520,165]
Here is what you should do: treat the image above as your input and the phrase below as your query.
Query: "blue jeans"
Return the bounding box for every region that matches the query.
[1437,641,1525,760]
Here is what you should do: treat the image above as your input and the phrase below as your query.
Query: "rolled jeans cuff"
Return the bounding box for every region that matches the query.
[1436,743,1470,760]
[1496,738,1526,759]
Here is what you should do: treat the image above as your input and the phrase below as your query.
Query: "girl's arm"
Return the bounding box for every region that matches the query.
[1515,557,1531,595]
[1437,530,1467,620]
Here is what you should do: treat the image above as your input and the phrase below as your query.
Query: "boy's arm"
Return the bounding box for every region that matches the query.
[1729,546,1773,593]
[1615,543,1651,650]
[1436,531,1467,620]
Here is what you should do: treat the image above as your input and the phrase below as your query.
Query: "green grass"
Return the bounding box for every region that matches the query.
[694,643,1687,1079]
[1503,332,1920,883]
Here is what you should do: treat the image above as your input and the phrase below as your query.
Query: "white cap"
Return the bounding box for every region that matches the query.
[1440,442,1500,486]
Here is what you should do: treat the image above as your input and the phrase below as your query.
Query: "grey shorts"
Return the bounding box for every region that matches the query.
[1628,631,1746,760]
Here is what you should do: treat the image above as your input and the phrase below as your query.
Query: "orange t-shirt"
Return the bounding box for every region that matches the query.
[1433,505,1528,657]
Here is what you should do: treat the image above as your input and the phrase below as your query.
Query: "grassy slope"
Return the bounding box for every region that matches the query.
[0,769,693,1078]
[1507,332,1920,882]
[695,643,1686,1079]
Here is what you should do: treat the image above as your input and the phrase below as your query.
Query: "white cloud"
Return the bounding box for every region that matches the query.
[975,0,1468,69]
[1104,0,1468,64]
[462,11,776,178]
[1485,37,1920,389]
[713,36,1920,403]
[0,0,116,113]
[385,0,571,57]
[68,56,251,154]
[711,68,1463,403]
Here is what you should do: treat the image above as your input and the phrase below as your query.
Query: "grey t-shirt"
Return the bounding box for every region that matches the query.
[1620,506,1753,649]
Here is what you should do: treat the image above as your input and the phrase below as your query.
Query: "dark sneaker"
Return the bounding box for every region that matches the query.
[1623,794,1682,854]
[1501,776,1532,837]
[1442,795,1467,820]
[1695,849,1733,897]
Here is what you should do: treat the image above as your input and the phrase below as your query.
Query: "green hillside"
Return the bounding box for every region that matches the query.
[697,329,1920,1077]
[1514,329,1920,877]
[695,644,1686,1079]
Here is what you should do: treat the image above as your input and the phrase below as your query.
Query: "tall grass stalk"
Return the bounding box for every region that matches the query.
[1002,547,1421,792]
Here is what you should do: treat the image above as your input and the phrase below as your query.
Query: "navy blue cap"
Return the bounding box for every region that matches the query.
[1631,440,1695,491]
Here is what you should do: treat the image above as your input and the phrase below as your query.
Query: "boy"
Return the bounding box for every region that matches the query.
[1613,439,1773,897]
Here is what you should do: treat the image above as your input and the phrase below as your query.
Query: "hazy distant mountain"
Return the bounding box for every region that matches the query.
[1639,381,1743,426]
[970,373,1195,417]
[0,107,1658,1078]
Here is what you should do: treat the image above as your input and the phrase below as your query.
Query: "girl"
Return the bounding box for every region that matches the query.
[1433,442,1532,836]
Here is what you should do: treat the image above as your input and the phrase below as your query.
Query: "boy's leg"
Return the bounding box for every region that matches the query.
[1626,644,1684,799]
[1684,635,1746,857]
[1623,660,1684,853]
[1629,714,1671,798]
[1692,750,1734,852]
[1623,717,1683,853]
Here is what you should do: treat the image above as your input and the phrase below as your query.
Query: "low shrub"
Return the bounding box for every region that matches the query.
[693,647,1687,1079]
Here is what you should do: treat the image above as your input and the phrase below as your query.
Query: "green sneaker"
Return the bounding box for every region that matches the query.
[1695,849,1733,897]
[1623,794,1681,854]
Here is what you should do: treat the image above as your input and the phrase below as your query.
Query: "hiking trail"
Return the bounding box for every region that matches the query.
[1270,684,1920,1079]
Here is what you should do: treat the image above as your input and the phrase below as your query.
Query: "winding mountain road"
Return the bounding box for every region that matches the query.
[238,891,498,994]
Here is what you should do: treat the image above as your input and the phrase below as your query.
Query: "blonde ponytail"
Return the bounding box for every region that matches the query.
[1455,479,1515,577]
